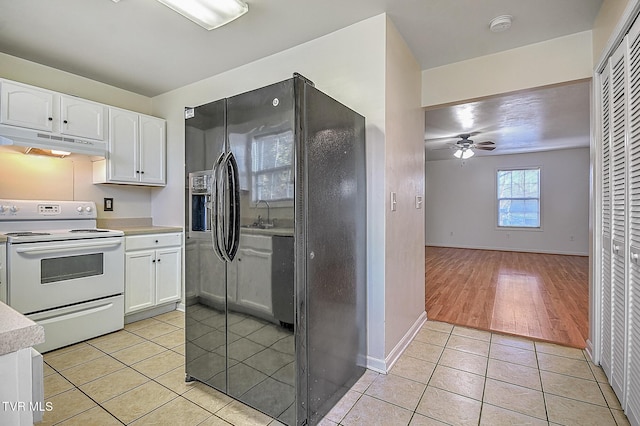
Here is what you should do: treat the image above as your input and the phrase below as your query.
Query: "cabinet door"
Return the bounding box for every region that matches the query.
[125,250,156,314]
[139,115,166,185]
[109,108,139,183]
[60,95,107,140]
[156,247,181,305]
[0,243,5,304]
[0,81,54,131]
[236,247,272,315]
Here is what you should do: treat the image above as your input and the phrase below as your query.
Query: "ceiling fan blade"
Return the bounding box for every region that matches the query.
[475,145,496,151]
[430,145,457,151]
[475,141,495,146]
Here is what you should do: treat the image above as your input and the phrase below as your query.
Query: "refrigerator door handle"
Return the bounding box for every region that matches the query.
[212,152,228,262]
[226,151,241,260]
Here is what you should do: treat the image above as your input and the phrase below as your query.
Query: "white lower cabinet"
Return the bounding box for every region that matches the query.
[0,243,6,304]
[125,233,182,314]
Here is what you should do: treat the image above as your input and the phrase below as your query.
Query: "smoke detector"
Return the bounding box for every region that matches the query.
[489,15,512,33]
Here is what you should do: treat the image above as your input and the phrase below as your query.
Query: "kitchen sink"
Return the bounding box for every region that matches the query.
[242,224,274,229]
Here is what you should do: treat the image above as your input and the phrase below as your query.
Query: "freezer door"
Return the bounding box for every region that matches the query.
[185,99,228,393]
[225,79,297,424]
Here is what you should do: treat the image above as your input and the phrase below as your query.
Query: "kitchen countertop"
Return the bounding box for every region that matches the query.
[97,218,182,236]
[111,226,183,236]
[0,235,6,243]
[241,226,294,237]
[0,302,45,356]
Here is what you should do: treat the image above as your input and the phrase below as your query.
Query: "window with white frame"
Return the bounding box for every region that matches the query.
[251,130,294,202]
[497,168,541,228]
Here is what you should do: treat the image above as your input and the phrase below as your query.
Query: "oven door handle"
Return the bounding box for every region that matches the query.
[14,239,122,255]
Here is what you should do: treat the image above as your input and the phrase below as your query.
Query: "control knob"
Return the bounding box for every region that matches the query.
[9,206,18,213]
[77,206,83,213]
[85,206,92,212]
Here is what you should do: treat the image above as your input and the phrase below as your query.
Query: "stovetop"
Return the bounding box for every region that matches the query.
[0,199,124,243]
[2,228,124,243]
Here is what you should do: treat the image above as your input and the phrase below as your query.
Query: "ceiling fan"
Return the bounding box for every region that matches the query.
[450,133,496,159]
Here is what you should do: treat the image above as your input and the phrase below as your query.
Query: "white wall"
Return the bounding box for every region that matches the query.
[421,31,593,108]
[0,150,152,218]
[593,0,631,65]
[0,53,152,113]
[425,148,590,255]
[383,20,426,360]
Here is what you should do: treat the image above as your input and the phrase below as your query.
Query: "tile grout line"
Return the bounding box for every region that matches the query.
[533,340,551,424]
[45,317,188,424]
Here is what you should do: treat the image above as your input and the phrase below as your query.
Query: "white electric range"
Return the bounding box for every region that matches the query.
[0,199,125,352]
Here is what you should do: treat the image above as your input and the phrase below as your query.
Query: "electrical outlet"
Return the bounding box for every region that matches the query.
[104,198,114,212]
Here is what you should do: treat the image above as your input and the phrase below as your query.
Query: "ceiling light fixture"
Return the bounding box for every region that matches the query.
[454,147,475,160]
[24,147,71,158]
[489,15,512,33]
[157,0,249,30]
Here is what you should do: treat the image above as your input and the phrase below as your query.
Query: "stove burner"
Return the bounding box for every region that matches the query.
[69,229,109,233]
[5,232,51,237]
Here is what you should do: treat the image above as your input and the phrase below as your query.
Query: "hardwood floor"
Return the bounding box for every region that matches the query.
[425,246,589,348]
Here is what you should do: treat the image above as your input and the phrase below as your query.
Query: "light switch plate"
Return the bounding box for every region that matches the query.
[415,195,423,209]
[390,192,397,211]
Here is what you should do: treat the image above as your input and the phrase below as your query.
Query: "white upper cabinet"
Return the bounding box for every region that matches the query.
[108,108,139,183]
[60,95,107,141]
[1,81,107,141]
[94,107,166,186]
[0,81,54,132]
[139,115,166,185]
[0,78,166,187]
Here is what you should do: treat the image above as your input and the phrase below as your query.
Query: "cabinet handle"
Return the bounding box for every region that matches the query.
[157,258,161,262]
[63,120,68,124]
[155,240,159,243]
[152,259,156,263]
[136,170,140,174]
[48,117,53,121]
[141,171,145,174]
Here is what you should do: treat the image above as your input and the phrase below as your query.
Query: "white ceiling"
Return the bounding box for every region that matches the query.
[0,0,602,97]
[0,0,602,160]
[424,80,592,161]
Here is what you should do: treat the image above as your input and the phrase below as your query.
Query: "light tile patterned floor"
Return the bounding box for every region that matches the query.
[39,313,631,426]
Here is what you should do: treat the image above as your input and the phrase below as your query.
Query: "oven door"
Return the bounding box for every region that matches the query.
[7,237,124,314]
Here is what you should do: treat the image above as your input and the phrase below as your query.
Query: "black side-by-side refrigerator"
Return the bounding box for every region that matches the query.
[184,74,366,425]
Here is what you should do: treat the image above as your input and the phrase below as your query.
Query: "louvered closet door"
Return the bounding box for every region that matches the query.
[610,40,629,401]
[601,58,613,380]
[626,17,640,425]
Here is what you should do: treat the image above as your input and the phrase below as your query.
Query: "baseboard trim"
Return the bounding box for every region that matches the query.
[425,243,588,257]
[366,311,427,374]
[585,338,595,363]
[124,302,178,324]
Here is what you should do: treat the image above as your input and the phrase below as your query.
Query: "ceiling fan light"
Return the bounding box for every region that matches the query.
[453,149,463,159]
[157,0,248,30]
[462,149,475,159]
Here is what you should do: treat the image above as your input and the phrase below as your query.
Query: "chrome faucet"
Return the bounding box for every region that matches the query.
[256,199,271,227]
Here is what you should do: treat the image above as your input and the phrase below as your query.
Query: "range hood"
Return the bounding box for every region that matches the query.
[0,125,107,157]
